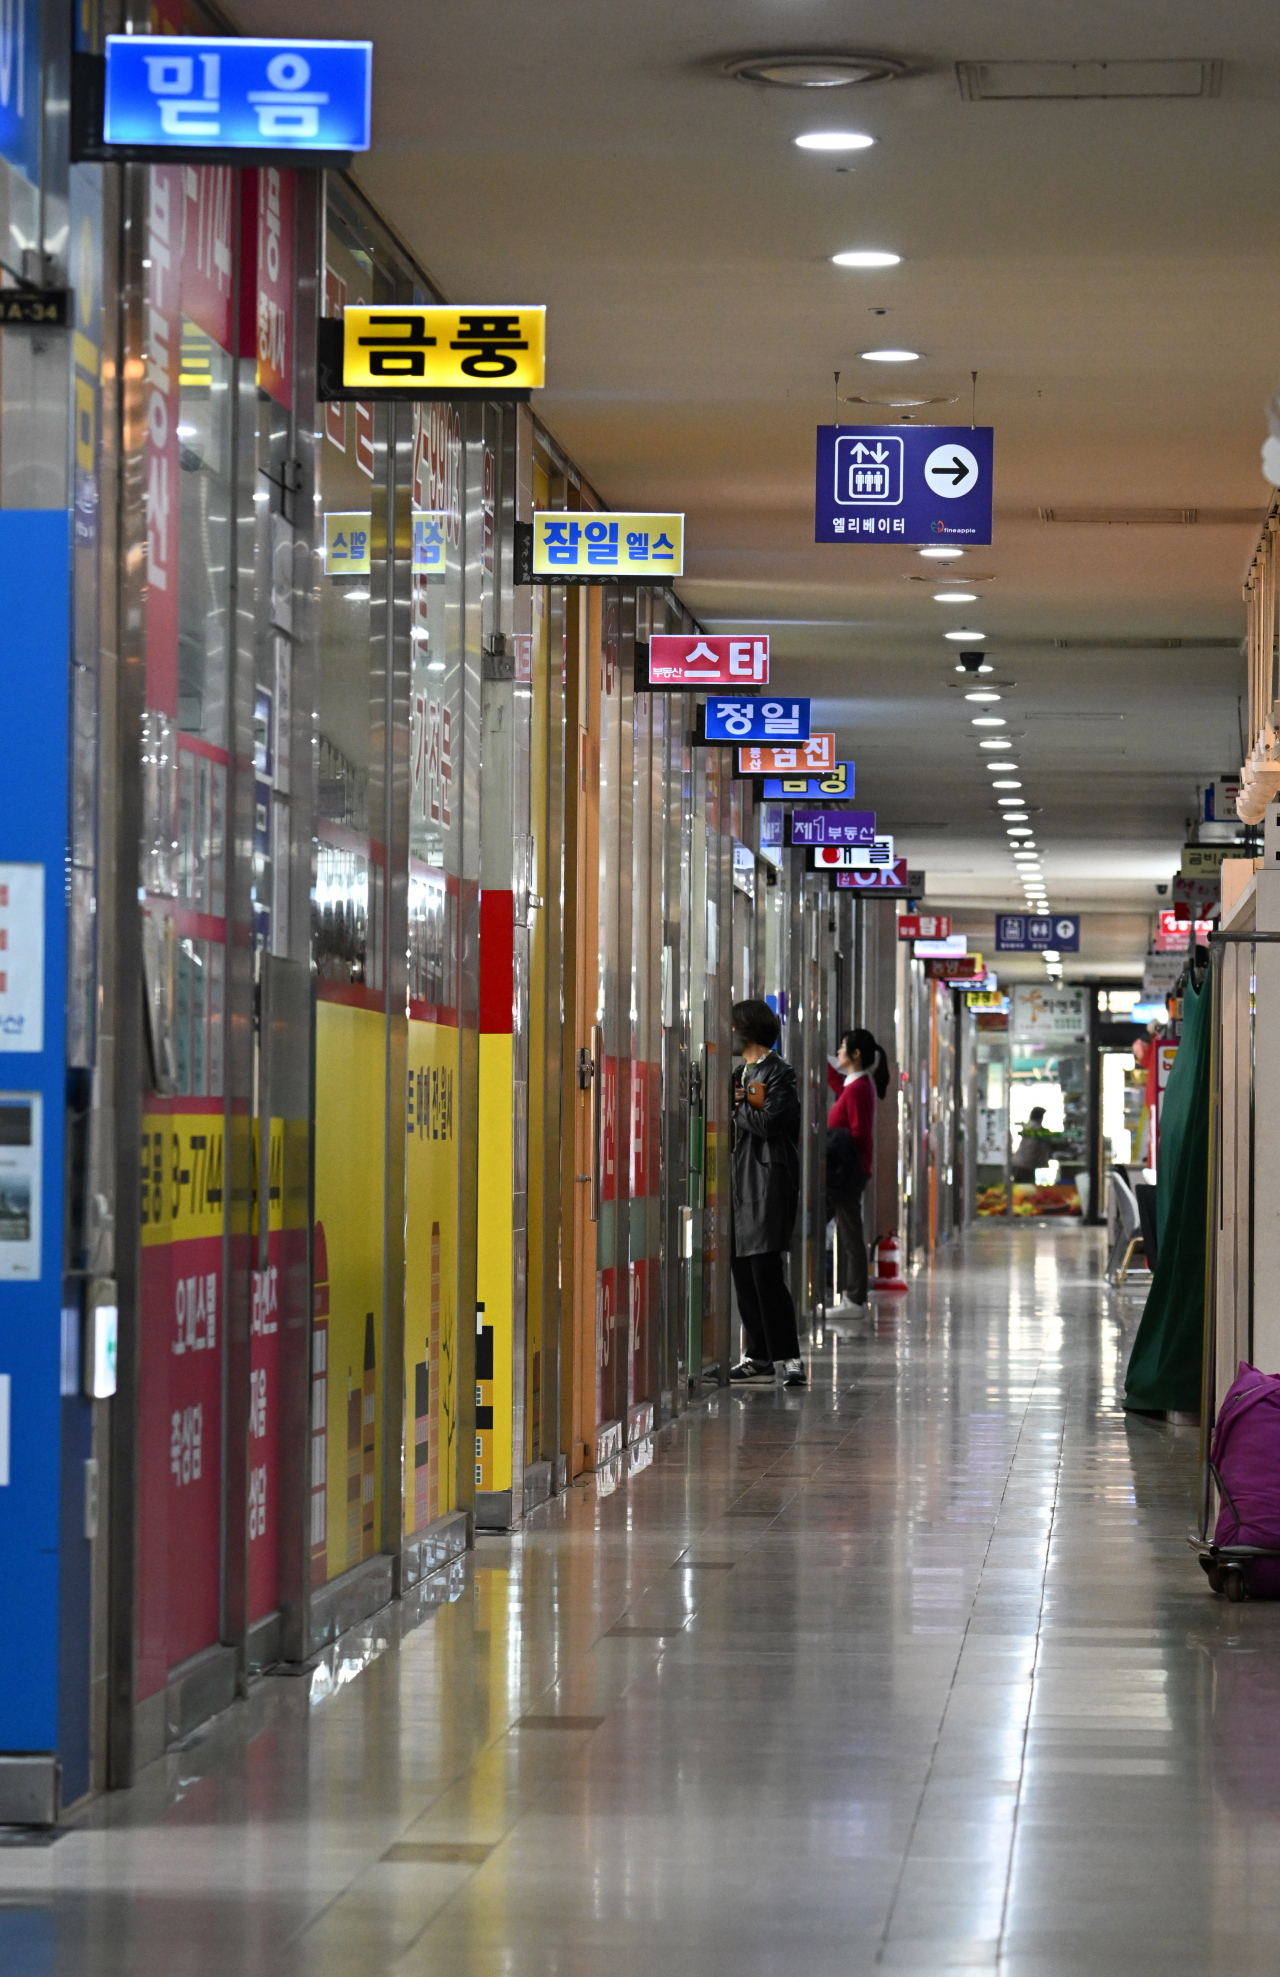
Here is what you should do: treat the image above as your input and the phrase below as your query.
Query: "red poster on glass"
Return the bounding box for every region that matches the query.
[256,167,294,408]
[248,1239,282,1621]
[601,1055,618,1204]
[179,165,235,352]
[144,167,182,716]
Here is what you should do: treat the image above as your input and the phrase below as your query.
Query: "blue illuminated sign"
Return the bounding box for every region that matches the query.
[760,763,856,800]
[0,0,41,182]
[815,424,994,547]
[103,36,372,152]
[996,914,1079,953]
[705,698,810,743]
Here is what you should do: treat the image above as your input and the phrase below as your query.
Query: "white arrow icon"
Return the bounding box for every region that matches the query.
[924,442,979,499]
[1055,918,1075,941]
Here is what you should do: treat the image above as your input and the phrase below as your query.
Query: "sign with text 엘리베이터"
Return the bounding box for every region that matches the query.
[528,512,681,579]
[647,635,768,687]
[788,809,875,847]
[996,914,1079,953]
[737,732,832,772]
[323,512,370,576]
[103,37,373,152]
[760,762,855,800]
[341,306,546,395]
[815,424,994,547]
[705,699,810,745]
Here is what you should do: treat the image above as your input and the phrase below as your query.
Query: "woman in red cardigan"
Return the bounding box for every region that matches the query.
[827,1027,889,1314]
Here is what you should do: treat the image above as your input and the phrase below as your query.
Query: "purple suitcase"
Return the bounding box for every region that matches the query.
[1211,1362,1280,1597]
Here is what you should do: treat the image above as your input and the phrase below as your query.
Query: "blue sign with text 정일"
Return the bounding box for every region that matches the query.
[705,698,810,743]
[103,36,373,152]
[815,424,994,547]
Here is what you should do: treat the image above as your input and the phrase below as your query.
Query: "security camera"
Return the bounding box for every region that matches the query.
[1155,883,1168,896]
[961,651,985,673]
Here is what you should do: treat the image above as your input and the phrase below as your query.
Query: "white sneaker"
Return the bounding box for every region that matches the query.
[829,1298,866,1318]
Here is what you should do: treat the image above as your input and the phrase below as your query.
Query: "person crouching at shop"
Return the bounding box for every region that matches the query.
[728,999,806,1388]
[826,1027,889,1318]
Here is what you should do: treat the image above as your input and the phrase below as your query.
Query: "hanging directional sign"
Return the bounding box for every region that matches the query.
[760,762,855,800]
[703,698,810,744]
[831,859,916,893]
[809,838,894,870]
[643,634,768,688]
[786,809,876,847]
[737,734,833,774]
[996,914,1080,953]
[98,36,373,153]
[815,424,994,547]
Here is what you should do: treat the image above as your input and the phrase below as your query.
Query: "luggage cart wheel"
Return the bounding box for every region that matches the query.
[1223,1567,1248,1603]
[1206,1564,1224,1594]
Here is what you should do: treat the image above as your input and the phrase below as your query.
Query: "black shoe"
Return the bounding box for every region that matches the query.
[782,1358,807,1387]
[730,1357,774,1382]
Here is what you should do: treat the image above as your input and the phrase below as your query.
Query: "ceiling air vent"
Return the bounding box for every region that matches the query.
[956,60,1222,101]
[725,52,906,88]
[1039,506,1261,525]
[1052,636,1241,651]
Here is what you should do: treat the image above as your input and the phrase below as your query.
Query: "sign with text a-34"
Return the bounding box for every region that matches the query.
[815,424,994,547]
[103,37,373,152]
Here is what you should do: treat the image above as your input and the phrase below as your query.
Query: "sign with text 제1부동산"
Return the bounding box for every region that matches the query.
[815,424,994,547]
[788,810,876,847]
[706,699,810,745]
[647,635,768,687]
[103,37,373,152]
[760,762,855,800]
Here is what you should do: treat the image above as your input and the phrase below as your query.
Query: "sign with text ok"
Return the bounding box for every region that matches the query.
[648,635,768,687]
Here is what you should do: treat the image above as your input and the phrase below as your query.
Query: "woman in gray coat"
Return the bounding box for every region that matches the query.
[729,999,805,1387]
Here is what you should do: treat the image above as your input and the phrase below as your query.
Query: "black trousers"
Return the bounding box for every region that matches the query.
[833,1173,869,1303]
[732,1248,801,1365]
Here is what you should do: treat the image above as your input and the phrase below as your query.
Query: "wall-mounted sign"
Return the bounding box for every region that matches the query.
[810,837,894,870]
[787,810,876,847]
[646,635,768,688]
[815,424,994,547]
[831,859,914,893]
[0,289,69,328]
[996,914,1079,953]
[514,512,682,584]
[101,36,373,153]
[738,732,832,773]
[704,699,810,745]
[761,762,855,800]
[322,511,370,575]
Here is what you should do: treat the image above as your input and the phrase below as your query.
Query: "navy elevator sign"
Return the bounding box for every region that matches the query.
[996,915,1079,953]
[815,424,994,546]
[103,36,372,152]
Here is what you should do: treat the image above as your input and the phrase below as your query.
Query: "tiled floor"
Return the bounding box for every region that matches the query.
[6,1223,1280,1974]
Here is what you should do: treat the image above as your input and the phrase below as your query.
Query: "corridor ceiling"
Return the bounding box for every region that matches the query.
[240,0,1280,974]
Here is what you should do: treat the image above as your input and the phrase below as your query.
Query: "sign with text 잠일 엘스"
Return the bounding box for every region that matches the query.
[761,762,855,799]
[341,306,545,394]
[647,635,768,687]
[102,37,373,152]
[789,810,876,847]
[809,838,894,870]
[738,734,832,773]
[815,424,994,547]
[529,512,681,578]
[705,699,810,745]
[996,914,1079,953]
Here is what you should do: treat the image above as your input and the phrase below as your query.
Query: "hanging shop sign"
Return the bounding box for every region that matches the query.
[761,761,855,800]
[319,305,546,404]
[829,860,918,894]
[1155,910,1212,953]
[914,935,967,957]
[641,635,769,689]
[1172,873,1219,917]
[514,512,682,584]
[967,989,1006,1009]
[1010,983,1086,1045]
[898,914,951,941]
[786,809,876,848]
[700,699,811,745]
[815,424,994,547]
[809,838,894,870]
[1180,843,1231,877]
[737,732,833,773]
[996,914,1079,953]
[82,37,372,161]
[926,954,984,980]
[322,512,371,576]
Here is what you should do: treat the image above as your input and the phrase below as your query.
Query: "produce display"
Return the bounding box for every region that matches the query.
[976,1181,1080,1218]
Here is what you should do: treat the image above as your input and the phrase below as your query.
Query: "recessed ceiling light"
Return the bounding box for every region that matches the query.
[971,716,1006,727]
[987,760,1018,770]
[1008,829,1033,838]
[946,629,986,641]
[965,690,1001,702]
[996,797,1023,806]
[833,249,901,268]
[727,54,907,88]
[861,348,920,362]
[979,739,1012,750]
[935,591,978,603]
[795,130,876,150]
[919,546,964,559]
[993,780,1022,789]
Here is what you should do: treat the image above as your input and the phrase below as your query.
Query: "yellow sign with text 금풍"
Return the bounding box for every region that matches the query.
[341,306,545,394]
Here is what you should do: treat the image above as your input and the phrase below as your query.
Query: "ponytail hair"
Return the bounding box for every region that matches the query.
[842,1027,889,1101]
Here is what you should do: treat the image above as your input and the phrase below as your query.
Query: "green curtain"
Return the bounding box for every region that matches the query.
[1123,968,1211,1414]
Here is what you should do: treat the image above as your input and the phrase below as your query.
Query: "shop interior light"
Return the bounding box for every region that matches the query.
[920,546,964,559]
[946,629,986,641]
[796,131,876,150]
[344,588,371,601]
[833,250,901,267]
[861,348,920,361]
[935,591,978,603]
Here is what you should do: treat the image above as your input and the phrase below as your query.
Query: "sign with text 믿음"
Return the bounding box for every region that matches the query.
[527,512,681,580]
[738,734,833,774]
[647,635,768,687]
[706,699,810,744]
[789,810,876,847]
[996,914,1079,953]
[815,424,994,547]
[761,762,855,800]
[103,36,373,152]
